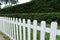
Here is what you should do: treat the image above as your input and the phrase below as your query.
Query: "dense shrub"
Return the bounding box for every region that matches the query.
[1,0,60,13]
[0,13,60,25]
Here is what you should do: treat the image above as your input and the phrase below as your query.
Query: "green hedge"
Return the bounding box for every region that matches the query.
[0,13,60,25]
[1,0,60,13]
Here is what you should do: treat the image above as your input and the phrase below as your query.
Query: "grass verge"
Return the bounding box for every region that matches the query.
[0,31,10,40]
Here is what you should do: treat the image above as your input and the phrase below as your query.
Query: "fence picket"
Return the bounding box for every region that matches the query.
[0,17,60,40]
[16,18,19,40]
[7,17,10,35]
[27,19,31,40]
[23,19,26,40]
[2,17,5,32]
[40,21,46,40]
[11,18,14,38]
[10,18,12,37]
[13,18,16,40]
[50,22,57,40]
[9,18,11,37]
[33,20,37,40]
[19,18,22,40]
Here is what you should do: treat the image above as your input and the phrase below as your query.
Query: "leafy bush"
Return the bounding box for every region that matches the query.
[0,13,60,25]
[1,0,60,13]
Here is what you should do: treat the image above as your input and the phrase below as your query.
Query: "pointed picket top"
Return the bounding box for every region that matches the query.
[27,19,31,24]
[51,22,57,29]
[23,19,25,24]
[33,20,37,26]
[50,22,57,40]
[40,21,46,40]
[33,20,37,40]
[41,21,46,27]
[27,19,31,40]
[19,18,21,22]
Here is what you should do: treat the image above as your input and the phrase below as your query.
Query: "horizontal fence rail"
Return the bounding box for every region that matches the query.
[0,17,60,40]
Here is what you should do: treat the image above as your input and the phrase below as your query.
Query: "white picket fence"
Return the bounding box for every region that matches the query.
[0,17,60,40]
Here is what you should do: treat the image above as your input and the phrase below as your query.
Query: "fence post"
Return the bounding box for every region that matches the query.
[50,22,57,40]
[33,20,37,40]
[40,21,46,40]
[27,19,31,40]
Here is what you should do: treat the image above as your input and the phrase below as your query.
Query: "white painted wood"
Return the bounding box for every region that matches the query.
[13,18,16,40]
[3,17,4,32]
[11,18,14,38]
[33,20,37,40]
[9,18,11,36]
[23,19,26,40]
[40,21,46,40]
[16,18,19,40]
[57,30,60,35]
[27,19,31,40]
[7,17,9,35]
[50,22,57,40]
[6,17,8,34]
[8,17,10,35]
[19,18,22,40]
[0,17,60,40]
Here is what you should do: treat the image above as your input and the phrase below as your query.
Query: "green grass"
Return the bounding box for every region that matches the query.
[0,31,10,40]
